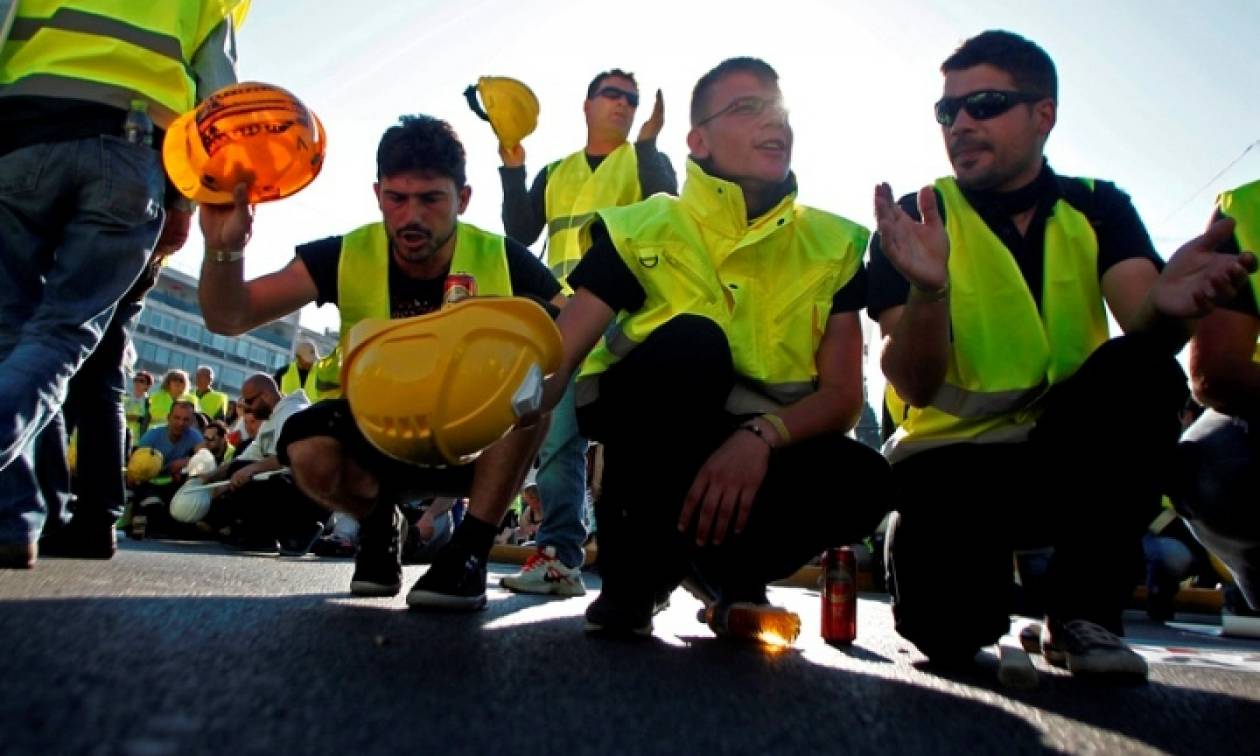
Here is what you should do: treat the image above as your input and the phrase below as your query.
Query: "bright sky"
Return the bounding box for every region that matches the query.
[171,0,1259,398]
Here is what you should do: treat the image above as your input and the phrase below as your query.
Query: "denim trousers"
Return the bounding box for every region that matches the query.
[0,136,162,544]
[534,376,589,568]
[1173,409,1259,609]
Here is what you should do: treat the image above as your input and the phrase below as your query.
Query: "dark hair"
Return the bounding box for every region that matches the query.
[134,370,153,386]
[205,420,229,438]
[690,57,779,126]
[586,69,637,99]
[941,30,1057,100]
[376,115,467,186]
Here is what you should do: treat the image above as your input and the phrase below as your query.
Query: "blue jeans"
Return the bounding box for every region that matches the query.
[0,136,162,544]
[535,376,588,568]
[1173,409,1259,610]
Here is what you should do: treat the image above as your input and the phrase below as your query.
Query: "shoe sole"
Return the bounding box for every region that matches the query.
[350,580,401,597]
[584,619,652,637]
[997,641,1039,689]
[405,589,487,611]
[1065,653,1149,681]
[500,576,586,596]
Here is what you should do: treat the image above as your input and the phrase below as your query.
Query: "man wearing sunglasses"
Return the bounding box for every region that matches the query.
[533,57,890,639]
[869,30,1255,682]
[498,69,678,599]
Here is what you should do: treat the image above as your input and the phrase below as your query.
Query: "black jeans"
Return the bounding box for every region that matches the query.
[886,334,1189,660]
[577,315,891,605]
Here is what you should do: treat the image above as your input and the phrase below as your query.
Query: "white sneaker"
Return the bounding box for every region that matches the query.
[500,546,586,596]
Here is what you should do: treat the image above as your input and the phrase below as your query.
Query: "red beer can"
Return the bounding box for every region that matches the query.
[443,273,476,306]
[821,546,857,644]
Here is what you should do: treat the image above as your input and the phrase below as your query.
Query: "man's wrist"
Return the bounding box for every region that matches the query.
[908,280,949,303]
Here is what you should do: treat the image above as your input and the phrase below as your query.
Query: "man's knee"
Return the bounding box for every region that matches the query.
[287,436,377,517]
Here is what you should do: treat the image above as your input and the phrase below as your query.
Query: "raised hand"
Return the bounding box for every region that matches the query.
[198,182,254,252]
[1151,217,1258,319]
[499,141,526,168]
[636,89,665,143]
[874,183,950,293]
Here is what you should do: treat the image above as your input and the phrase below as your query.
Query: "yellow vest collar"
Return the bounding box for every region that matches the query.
[679,159,797,243]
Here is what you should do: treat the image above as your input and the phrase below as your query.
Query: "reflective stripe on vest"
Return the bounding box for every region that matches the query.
[331,220,513,390]
[543,143,640,283]
[575,159,867,413]
[0,1,239,127]
[883,176,1109,463]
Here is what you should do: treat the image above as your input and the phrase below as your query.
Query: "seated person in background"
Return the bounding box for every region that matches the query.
[148,369,198,428]
[1172,179,1260,618]
[200,420,235,465]
[231,411,262,457]
[131,401,204,534]
[196,375,324,555]
[125,370,154,450]
[517,484,543,544]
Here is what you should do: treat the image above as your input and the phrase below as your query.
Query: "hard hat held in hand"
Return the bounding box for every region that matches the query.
[343,297,562,467]
[463,76,539,150]
[184,448,217,478]
[126,448,165,485]
[163,81,326,204]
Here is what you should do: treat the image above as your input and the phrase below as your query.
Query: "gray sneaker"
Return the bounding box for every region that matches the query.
[1043,619,1148,682]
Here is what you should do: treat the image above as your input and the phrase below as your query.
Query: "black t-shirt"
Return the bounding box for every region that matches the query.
[296,230,561,318]
[568,220,868,316]
[867,163,1164,320]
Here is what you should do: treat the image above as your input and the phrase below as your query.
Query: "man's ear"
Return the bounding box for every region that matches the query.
[686,127,710,160]
[457,184,472,214]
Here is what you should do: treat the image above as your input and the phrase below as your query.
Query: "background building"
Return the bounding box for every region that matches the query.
[131,267,337,399]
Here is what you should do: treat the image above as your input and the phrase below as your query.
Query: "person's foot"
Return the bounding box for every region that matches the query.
[405,542,487,611]
[311,534,357,558]
[1042,619,1148,682]
[0,541,36,569]
[584,590,670,638]
[500,545,587,596]
[350,505,403,597]
[279,521,325,558]
[39,518,118,559]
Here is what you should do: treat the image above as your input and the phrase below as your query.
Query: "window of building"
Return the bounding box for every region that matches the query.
[139,340,157,362]
[154,346,170,367]
[223,368,245,392]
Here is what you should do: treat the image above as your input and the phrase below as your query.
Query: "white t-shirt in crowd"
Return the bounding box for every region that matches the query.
[239,389,310,462]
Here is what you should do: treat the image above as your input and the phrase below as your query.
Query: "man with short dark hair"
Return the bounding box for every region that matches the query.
[198,115,564,609]
[130,400,204,533]
[869,30,1254,681]
[497,69,678,597]
[538,57,890,639]
[201,420,234,465]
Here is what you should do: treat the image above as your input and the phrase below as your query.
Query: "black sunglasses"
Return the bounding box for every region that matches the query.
[594,86,640,108]
[934,90,1043,127]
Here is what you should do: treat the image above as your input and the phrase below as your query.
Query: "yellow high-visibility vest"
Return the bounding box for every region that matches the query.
[1217,179,1260,357]
[543,143,640,284]
[196,389,228,420]
[0,0,244,128]
[884,176,1109,462]
[576,159,867,414]
[279,362,319,399]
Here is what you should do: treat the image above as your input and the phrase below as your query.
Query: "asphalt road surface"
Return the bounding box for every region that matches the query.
[3,539,1258,755]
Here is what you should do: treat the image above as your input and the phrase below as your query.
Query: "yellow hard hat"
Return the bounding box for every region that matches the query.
[463,76,540,149]
[126,448,165,485]
[343,297,562,466]
[163,81,326,204]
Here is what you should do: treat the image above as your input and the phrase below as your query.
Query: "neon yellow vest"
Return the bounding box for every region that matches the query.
[280,362,320,399]
[884,177,1110,463]
[196,389,228,420]
[124,393,148,443]
[576,159,867,413]
[1217,180,1260,362]
[148,389,199,426]
[327,220,513,395]
[0,1,242,128]
[544,143,640,284]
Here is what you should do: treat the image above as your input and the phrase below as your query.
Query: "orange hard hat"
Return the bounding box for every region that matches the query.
[163,81,326,204]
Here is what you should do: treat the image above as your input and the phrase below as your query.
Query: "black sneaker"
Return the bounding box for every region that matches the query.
[39,518,118,560]
[405,543,487,611]
[279,521,325,558]
[350,505,403,597]
[584,591,670,638]
[1043,619,1148,682]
